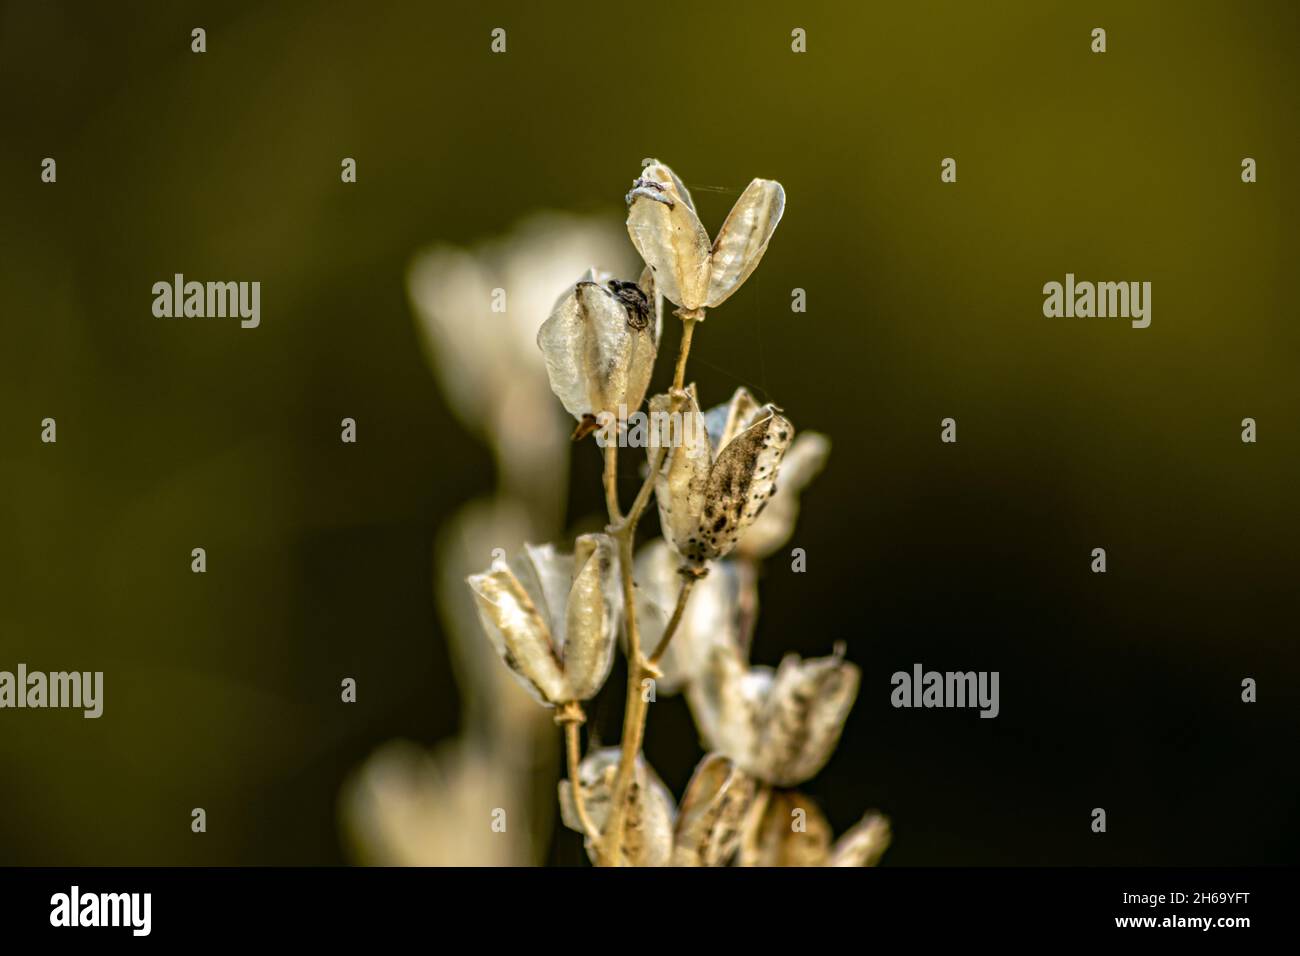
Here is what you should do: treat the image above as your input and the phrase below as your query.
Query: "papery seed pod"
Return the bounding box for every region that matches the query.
[738,788,832,867]
[626,161,711,312]
[705,178,786,309]
[753,644,860,786]
[626,159,785,313]
[688,642,859,787]
[633,539,750,694]
[467,534,620,706]
[405,213,636,503]
[686,642,767,774]
[558,747,675,867]
[537,268,660,428]
[697,390,792,562]
[671,754,756,867]
[700,383,762,454]
[648,386,710,552]
[649,385,793,566]
[735,431,830,560]
[826,812,891,867]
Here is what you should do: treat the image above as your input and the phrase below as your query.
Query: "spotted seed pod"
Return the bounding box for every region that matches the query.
[738,788,832,867]
[649,385,793,566]
[558,747,675,867]
[536,267,661,429]
[735,431,830,560]
[739,788,891,867]
[466,534,620,707]
[626,159,785,313]
[671,753,756,867]
[687,642,859,787]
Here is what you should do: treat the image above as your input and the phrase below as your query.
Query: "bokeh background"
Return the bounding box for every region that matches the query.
[1,0,1296,865]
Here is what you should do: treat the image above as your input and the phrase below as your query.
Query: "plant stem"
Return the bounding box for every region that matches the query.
[648,573,697,667]
[601,532,646,865]
[673,315,697,392]
[600,310,702,865]
[602,442,622,523]
[559,705,602,855]
[617,312,701,536]
[623,448,663,531]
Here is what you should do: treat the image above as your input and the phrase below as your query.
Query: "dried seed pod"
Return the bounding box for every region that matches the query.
[625,161,712,312]
[648,386,710,552]
[672,754,756,867]
[558,747,675,867]
[738,788,832,867]
[649,385,794,566]
[686,642,766,775]
[626,159,785,313]
[688,642,859,787]
[467,534,620,706]
[735,431,830,560]
[753,645,860,786]
[705,177,786,309]
[827,812,892,867]
[536,268,660,426]
[405,212,636,492]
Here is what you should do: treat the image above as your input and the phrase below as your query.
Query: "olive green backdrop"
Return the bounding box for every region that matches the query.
[0,0,1296,864]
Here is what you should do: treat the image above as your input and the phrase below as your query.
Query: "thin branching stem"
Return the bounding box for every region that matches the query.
[648,573,697,667]
[559,704,603,854]
[601,310,702,865]
[672,315,698,392]
[615,312,700,536]
[602,442,623,524]
[601,533,644,865]
[621,447,664,533]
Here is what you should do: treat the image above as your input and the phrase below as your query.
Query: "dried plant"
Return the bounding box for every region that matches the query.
[467,159,891,867]
[343,214,636,866]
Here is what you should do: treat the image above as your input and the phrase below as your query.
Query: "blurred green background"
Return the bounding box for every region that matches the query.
[1,0,1296,864]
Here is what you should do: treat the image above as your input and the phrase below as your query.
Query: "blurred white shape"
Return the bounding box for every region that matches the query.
[407,212,637,527]
[341,738,529,867]
[435,496,547,746]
